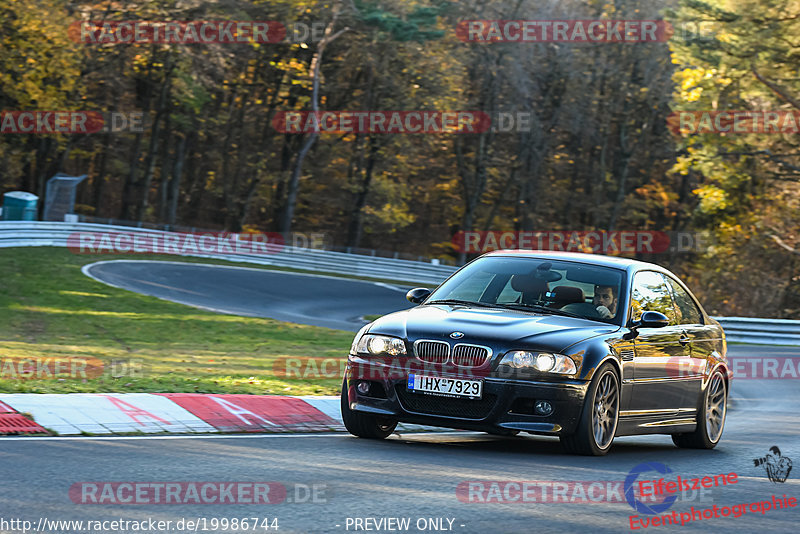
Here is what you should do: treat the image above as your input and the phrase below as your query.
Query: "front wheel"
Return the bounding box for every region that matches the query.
[340,380,397,439]
[561,362,620,456]
[672,369,727,449]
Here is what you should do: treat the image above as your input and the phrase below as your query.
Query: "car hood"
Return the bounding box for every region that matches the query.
[368,304,619,353]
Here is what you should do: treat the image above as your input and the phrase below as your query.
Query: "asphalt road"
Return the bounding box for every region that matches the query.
[83,260,412,331]
[0,372,797,534]
[0,346,798,534]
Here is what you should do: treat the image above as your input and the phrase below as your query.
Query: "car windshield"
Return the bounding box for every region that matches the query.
[426,256,626,325]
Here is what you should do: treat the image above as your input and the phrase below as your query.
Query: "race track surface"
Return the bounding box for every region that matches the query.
[83,260,412,331]
[1,362,798,534]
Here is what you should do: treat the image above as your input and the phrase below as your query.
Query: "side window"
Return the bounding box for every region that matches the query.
[666,276,703,325]
[630,271,677,325]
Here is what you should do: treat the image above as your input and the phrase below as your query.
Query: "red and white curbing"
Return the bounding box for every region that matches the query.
[0,393,440,436]
[0,393,341,436]
[0,399,49,434]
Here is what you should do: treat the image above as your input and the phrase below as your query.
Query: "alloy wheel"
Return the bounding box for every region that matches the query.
[705,372,726,443]
[592,372,619,449]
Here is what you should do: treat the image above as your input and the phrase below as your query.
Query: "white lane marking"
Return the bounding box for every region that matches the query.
[81,261,129,291]
[373,282,407,293]
[128,278,207,296]
[0,431,473,442]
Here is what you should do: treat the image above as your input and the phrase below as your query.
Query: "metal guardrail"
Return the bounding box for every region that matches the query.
[2,221,799,346]
[74,214,460,265]
[713,317,800,347]
[0,221,458,285]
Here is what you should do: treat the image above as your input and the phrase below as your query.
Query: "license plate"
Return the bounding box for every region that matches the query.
[407,374,483,399]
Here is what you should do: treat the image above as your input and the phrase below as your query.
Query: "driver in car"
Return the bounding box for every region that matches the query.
[593,285,618,319]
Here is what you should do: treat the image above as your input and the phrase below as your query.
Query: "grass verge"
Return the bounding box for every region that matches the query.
[0,247,354,395]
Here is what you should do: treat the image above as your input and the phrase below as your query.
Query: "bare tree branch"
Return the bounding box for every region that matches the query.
[770,235,800,255]
[751,66,800,111]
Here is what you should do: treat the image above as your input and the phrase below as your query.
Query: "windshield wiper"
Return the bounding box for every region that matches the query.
[495,303,584,319]
[426,299,497,308]
[427,300,586,319]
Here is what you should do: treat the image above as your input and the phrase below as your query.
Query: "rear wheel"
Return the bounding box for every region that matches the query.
[340,379,397,439]
[672,369,727,449]
[561,362,619,456]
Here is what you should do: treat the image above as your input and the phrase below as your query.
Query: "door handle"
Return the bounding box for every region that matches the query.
[679,335,691,346]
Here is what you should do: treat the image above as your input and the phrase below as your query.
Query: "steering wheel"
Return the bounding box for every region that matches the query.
[561,302,607,319]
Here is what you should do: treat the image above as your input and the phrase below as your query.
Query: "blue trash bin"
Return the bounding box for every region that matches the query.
[2,191,39,220]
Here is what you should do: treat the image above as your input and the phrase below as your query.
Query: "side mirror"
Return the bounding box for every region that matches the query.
[406,287,432,304]
[634,311,670,328]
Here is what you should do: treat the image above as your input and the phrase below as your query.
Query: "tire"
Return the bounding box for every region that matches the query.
[340,379,397,439]
[561,362,620,456]
[672,368,727,449]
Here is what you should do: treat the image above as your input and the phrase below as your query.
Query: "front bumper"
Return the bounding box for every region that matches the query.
[344,356,589,435]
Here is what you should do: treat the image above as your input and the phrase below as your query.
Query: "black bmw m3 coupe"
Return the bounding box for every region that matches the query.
[341,251,729,456]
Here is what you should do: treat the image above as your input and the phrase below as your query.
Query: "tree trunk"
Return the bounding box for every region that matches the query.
[455,128,492,264]
[157,113,172,223]
[607,121,633,231]
[92,132,112,216]
[21,136,37,192]
[167,133,187,225]
[345,136,378,248]
[120,130,144,221]
[279,3,349,234]
[136,63,173,221]
[119,55,159,221]
[34,137,52,198]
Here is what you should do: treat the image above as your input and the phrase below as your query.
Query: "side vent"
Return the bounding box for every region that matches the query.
[619,349,635,362]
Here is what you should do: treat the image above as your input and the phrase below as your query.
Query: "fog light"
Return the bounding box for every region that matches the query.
[357,381,371,394]
[534,400,553,416]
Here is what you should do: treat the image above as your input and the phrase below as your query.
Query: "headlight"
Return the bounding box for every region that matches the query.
[355,334,407,356]
[350,324,371,354]
[500,351,577,375]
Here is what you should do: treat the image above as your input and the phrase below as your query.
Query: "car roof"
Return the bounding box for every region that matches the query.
[481,249,669,273]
